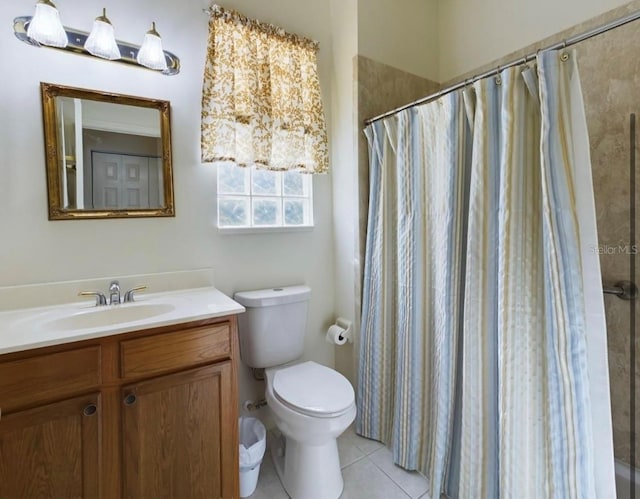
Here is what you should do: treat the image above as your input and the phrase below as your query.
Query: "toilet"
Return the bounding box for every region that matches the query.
[234,286,356,499]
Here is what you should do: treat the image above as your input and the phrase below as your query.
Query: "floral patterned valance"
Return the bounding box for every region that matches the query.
[201,5,329,174]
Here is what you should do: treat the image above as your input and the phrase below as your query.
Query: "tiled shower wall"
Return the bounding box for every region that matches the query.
[579,16,640,466]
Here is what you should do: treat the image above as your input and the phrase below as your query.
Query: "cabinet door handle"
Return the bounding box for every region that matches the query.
[124,394,137,406]
[83,404,97,416]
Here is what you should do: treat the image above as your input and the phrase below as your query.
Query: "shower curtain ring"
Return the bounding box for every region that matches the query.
[560,40,570,61]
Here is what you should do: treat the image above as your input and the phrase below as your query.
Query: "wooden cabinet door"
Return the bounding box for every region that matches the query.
[0,393,101,498]
[122,362,236,499]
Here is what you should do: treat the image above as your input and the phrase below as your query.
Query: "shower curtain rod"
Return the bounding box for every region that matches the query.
[365,9,640,126]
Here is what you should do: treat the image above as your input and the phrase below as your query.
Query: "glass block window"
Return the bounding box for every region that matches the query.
[217,164,313,229]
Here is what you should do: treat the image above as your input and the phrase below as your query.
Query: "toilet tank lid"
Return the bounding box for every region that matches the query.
[233,285,311,307]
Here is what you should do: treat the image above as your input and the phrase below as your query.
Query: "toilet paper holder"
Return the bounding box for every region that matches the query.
[334,317,353,343]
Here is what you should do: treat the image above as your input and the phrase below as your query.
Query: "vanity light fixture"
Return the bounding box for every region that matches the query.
[136,22,167,71]
[26,0,67,48]
[13,4,180,75]
[84,8,121,60]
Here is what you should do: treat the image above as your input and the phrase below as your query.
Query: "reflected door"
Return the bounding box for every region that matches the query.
[92,152,157,209]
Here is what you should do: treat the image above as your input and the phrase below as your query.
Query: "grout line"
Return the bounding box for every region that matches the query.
[340,451,369,470]
[367,449,428,499]
[364,455,414,499]
[349,428,386,456]
[353,443,385,456]
[342,456,413,498]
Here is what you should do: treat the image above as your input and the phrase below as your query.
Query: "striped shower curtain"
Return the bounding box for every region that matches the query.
[357,50,612,498]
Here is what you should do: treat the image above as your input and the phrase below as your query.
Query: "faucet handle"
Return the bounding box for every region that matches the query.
[123,285,147,303]
[78,291,107,306]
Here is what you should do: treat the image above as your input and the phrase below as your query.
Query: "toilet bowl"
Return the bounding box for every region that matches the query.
[265,361,356,499]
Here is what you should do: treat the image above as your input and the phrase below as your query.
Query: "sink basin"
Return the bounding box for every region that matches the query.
[41,303,176,332]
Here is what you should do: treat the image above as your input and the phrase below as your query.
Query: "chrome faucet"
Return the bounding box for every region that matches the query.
[109,280,121,305]
[79,281,146,306]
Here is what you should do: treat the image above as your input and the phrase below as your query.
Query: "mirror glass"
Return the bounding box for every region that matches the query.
[41,83,174,219]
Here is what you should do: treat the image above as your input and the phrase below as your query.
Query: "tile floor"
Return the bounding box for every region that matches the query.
[247,425,430,499]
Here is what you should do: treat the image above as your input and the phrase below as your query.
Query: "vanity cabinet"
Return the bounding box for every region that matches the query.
[0,315,240,499]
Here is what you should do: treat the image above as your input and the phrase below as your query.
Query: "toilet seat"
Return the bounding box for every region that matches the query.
[272,361,355,418]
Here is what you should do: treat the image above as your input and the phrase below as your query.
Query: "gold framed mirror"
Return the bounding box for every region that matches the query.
[41,83,174,220]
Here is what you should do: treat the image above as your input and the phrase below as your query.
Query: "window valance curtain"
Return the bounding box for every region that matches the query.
[201,5,329,174]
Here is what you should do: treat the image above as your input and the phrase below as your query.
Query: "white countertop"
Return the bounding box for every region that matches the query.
[0,287,245,355]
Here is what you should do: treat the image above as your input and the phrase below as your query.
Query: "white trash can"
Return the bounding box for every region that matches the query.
[239,417,266,498]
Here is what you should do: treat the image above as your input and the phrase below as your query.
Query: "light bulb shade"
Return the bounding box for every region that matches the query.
[84,19,120,60]
[137,32,167,71]
[27,1,68,48]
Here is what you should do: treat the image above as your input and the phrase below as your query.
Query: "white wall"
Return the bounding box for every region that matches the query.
[358,0,439,81]
[438,0,632,81]
[329,0,359,383]
[1,0,336,413]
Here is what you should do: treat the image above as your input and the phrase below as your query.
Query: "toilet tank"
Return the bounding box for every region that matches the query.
[234,285,311,368]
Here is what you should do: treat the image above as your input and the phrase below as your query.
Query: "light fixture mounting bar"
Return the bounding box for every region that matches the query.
[13,16,180,76]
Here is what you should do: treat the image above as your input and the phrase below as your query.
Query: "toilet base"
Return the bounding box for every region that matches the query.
[271,433,344,499]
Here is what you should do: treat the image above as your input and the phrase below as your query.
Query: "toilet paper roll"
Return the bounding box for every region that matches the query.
[326,324,348,346]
